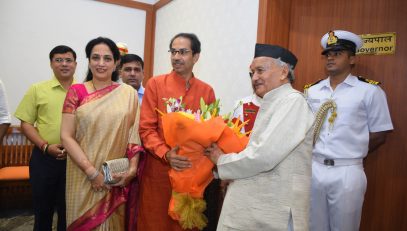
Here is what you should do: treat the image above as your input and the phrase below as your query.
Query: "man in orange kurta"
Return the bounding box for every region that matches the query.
[138,33,219,231]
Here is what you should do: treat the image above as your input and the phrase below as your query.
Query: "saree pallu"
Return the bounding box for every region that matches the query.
[64,84,143,231]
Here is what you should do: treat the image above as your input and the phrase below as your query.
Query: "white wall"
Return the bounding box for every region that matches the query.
[153,0,259,113]
[0,0,146,124]
[0,0,260,123]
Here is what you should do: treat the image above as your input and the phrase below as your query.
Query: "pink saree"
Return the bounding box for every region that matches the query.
[63,83,145,231]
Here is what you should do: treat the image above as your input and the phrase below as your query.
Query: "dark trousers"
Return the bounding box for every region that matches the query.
[29,147,66,231]
[203,179,221,231]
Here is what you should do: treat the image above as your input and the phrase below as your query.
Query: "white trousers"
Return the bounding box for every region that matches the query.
[310,160,367,231]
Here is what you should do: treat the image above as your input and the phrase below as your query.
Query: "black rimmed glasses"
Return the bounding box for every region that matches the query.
[168,48,191,56]
[54,58,74,64]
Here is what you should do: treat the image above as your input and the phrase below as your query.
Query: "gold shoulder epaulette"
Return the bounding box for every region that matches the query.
[357,76,381,85]
[304,79,323,90]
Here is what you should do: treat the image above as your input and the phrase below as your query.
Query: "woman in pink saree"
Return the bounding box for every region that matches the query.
[61,37,144,231]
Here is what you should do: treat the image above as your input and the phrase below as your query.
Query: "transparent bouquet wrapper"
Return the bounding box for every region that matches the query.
[161,112,249,230]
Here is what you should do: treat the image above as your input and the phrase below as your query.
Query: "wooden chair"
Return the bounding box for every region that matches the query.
[0,126,34,209]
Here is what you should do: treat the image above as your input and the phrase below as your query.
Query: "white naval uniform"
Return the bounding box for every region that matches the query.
[306,74,393,231]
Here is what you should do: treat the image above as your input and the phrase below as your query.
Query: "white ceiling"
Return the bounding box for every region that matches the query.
[132,0,160,4]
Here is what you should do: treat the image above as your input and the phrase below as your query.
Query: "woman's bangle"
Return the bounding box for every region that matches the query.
[87,170,100,181]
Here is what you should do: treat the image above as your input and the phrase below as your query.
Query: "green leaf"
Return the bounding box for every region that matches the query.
[204,111,211,120]
[200,98,206,112]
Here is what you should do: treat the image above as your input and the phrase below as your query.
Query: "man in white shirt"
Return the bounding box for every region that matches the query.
[205,44,314,231]
[306,30,393,231]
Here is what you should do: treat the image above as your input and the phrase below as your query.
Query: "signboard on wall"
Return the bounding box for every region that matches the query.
[357,32,396,55]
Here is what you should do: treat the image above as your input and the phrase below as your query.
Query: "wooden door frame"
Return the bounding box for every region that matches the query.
[257,0,292,47]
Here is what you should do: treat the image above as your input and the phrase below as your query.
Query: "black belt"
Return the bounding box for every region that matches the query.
[313,156,363,166]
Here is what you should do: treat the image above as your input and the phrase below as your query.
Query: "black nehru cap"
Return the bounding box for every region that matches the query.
[254,43,298,68]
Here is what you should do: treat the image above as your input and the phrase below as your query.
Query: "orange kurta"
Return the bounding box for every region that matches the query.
[138,71,216,231]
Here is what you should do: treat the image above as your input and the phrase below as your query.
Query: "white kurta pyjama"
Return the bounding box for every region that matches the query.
[217,83,315,231]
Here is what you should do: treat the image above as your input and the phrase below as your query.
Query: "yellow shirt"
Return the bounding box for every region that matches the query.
[14,77,74,144]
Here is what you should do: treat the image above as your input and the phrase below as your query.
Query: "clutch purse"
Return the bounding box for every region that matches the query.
[102,158,129,184]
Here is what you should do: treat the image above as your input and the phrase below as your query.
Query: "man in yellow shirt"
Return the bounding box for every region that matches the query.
[15,45,77,231]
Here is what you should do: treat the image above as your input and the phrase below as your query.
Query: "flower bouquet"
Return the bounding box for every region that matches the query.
[158,97,249,230]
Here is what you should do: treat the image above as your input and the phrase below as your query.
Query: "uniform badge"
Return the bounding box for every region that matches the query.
[304,79,323,97]
[327,31,338,46]
[357,76,381,85]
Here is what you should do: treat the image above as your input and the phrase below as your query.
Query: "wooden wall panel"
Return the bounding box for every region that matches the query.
[257,0,292,47]
[287,0,407,230]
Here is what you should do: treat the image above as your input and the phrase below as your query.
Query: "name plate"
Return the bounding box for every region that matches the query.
[357,32,396,55]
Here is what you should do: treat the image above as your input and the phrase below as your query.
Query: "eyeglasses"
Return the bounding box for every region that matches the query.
[54,58,74,64]
[168,49,191,56]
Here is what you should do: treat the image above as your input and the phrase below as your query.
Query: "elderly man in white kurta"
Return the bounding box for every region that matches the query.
[205,44,314,231]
